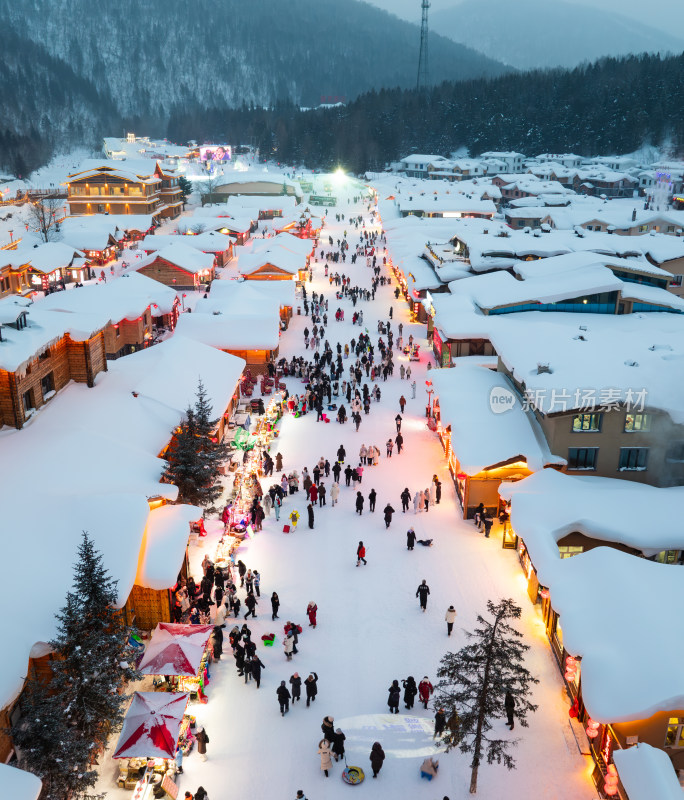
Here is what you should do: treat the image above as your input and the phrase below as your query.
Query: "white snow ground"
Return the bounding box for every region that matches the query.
[94,186,595,799]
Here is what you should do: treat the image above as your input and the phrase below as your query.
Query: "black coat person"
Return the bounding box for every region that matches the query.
[307,503,315,529]
[290,673,302,702]
[401,487,411,512]
[406,528,416,550]
[383,504,395,528]
[277,681,291,715]
[271,592,280,620]
[434,708,446,738]
[321,716,335,743]
[416,580,430,611]
[305,672,319,706]
[505,690,516,729]
[332,729,346,761]
[368,488,377,512]
[370,742,386,777]
[387,680,401,714]
[250,656,265,688]
[402,676,418,709]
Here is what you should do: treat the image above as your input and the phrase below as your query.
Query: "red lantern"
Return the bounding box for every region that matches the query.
[604,774,619,786]
[604,783,618,796]
[586,726,599,738]
[540,588,550,599]
[564,671,576,681]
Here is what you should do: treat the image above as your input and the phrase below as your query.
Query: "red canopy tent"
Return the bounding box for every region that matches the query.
[138,623,214,677]
[113,692,189,759]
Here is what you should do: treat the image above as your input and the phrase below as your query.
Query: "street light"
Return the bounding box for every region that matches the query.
[425,379,434,419]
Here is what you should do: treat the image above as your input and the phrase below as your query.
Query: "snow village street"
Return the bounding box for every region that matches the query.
[85,186,594,800]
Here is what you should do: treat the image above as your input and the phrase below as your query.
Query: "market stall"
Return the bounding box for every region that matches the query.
[138,623,214,701]
[114,692,191,797]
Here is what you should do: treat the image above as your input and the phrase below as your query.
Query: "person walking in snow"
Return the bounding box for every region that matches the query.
[370,742,386,778]
[434,707,447,738]
[383,503,395,529]
[401,487,411,512]
[355,491,364,515]
[289,672,302,703]
[305,672,319,706]
[195,727,209,761]
[356,541,367,566]
[318,739,333,777]
[387,680,401,714]
[418,677,434,709]
[307,503,315,530]
[399,395,406,413]
[307,601,318,628]
[244,591,258,619]
[406,527,416,550]
[321,715,335,743]
[332,728,346,762]
[505,689,516,729]
[445,605,457,636]
[395,413,402,432]
[330,481,340,506]
[402,675,418,709]
[284,632,295,661]
[395,432,403,454]
[411,381,416,399]
[386,438,393,458]
[416,579,430,612]
[277,681,291,716]
[368,488,377,512]
[271,591,280,620]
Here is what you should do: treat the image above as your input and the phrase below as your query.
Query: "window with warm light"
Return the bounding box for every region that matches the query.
[572,413,602,432]
[624,412,651,432]
[665,718,684,747]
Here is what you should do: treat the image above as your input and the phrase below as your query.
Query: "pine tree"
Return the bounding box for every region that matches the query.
[435,598,539,794]
[178,175,193,205]
[49,532,140,753]
[162,406,205,505]
[192,378,230,511]
[10,680,101,800]
[162,380,230,510]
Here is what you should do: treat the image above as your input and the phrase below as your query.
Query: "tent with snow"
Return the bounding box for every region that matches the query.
[138,623,214,677]
[113,692,189,759]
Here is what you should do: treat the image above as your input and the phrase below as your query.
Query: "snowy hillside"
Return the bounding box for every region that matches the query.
[432,0,684,70]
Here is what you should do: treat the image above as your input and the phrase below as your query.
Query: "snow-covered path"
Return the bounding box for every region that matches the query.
[97,188,593,799]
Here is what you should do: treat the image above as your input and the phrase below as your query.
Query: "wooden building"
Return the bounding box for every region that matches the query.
[0,305,107,429]
[137,243,215,290]
[67,160,182,221]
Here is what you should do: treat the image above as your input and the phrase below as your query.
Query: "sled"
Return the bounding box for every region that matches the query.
[261,634,276,647]
[341,766,365,785]
[282,525,291,533]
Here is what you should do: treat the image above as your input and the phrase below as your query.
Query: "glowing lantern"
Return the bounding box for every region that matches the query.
[586,718,600,738]
[604,783,618,796]
[604,774,619,787]
[586,726,599,738]
[540,588,550,599]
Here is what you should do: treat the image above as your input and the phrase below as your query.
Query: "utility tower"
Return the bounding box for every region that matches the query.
[417,0,430,91]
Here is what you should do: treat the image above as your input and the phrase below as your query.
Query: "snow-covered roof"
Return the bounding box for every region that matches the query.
[207,278,296,308]
[492,312,684,422]
[398,255,441,291]
[175,310,280,350]
[135,504,201,591]
[225,194,298,213]
[520,546,684,722]
[501,469,684,568]
[58,216,120,251]
[430,365,563,474]
[37,272,178,320]
[239,246,304,276]
[253,232,314,259]
[400,154,448,165]
[0,300,109,373]
[450,265,623,311]
[68,158,161,182]
[613,744,684,800]
[0,764,42,800]
[8,241,85,273]
[397,196,496,216]
[138,242,215,273]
